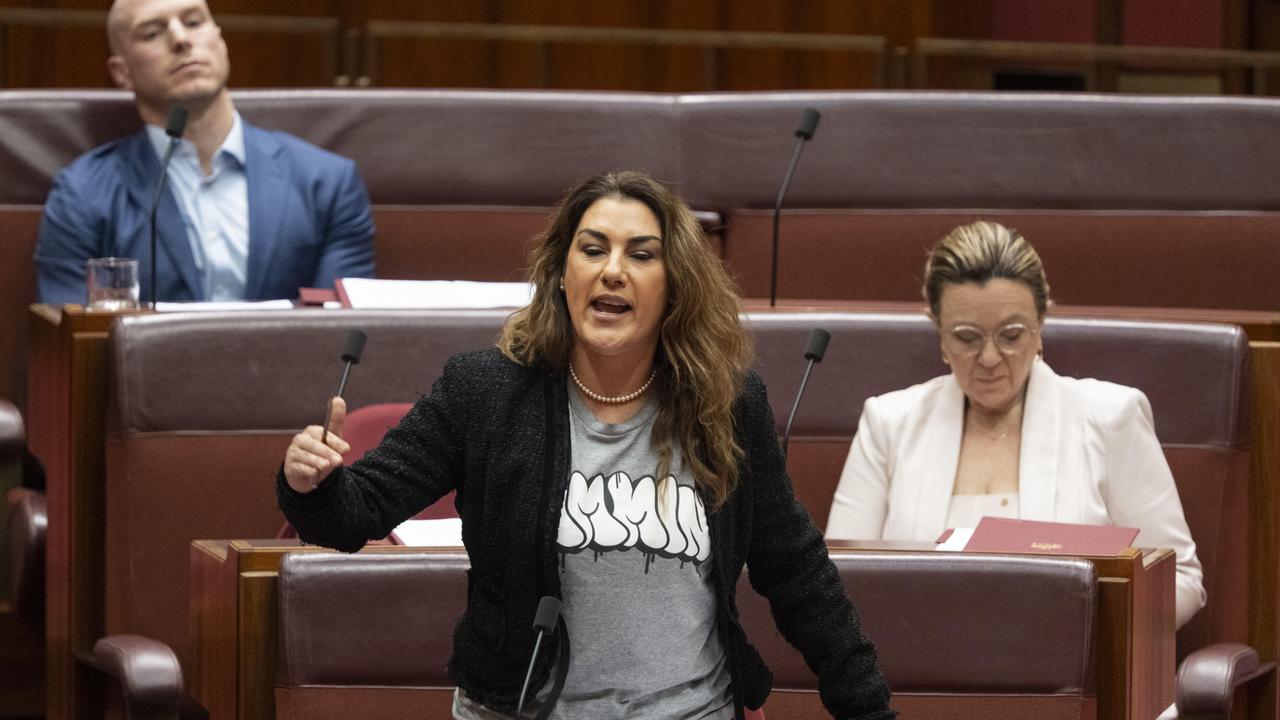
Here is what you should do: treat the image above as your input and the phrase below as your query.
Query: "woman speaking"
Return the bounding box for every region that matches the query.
[279,171,894,719]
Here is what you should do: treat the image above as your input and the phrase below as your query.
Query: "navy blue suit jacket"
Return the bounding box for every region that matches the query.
[35,121,375,304]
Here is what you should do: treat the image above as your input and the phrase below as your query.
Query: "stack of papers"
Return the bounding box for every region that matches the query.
[336,278,533,309]
[390,517,464,547]
[154,299,295,312]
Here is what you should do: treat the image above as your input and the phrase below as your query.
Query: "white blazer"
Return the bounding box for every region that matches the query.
[826,359,1206,629]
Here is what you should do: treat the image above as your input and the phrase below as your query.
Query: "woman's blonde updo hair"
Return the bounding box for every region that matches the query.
[923,221,1051,320]
[498,170,752,510]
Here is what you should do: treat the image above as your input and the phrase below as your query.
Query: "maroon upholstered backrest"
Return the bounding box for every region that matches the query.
[737,551,1097,693]
[274,548,1095,713]
[341,402,456,522]
[4,90,1279,301]
[104,309,509,668]
[343,403,414,462]
[5,90,1280,210]
[101,308,1247,676]
[7,88,1280,410]
[722,210,1280,310]
[277,551,468,688]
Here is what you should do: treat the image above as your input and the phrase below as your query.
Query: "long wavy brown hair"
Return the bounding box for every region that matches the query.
[499,170,752,509]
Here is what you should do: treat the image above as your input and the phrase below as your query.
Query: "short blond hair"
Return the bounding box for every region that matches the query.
[923,221,1051,319]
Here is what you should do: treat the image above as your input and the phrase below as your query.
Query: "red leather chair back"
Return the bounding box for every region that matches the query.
[340,402,457,521]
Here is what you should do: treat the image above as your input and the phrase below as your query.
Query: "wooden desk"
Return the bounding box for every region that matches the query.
[27,304,143,720]
[750,297,1280,693]
[1094,547,1178,720]
[189,539,1174,720]
[26,304,1278,719]
[190,540,459,720]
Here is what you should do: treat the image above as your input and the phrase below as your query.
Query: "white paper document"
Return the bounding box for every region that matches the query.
[154,299,295,312]
[338,278,533,309]
[391,517,464,547]
[935,527,974,552]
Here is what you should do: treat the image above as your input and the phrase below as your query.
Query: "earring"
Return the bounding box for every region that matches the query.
[559,280,565,292]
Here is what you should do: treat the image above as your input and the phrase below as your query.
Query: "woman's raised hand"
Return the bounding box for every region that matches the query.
[283,396,352,493]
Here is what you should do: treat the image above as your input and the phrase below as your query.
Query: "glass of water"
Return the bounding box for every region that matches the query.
[86,257,140,311]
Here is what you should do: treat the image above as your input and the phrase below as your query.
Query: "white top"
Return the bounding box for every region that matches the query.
[945,492,1020,531]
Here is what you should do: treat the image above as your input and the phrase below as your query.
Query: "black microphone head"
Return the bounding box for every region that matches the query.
[532,596,561,633]
[165,105,189,139]
[803,328,831,362]
[340,329,367,364]
[795,107,821,140]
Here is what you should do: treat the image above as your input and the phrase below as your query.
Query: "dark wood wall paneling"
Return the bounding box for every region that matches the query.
[0,0,341,88]
[0,0,108,88]
[0,1,1264,92]
[0,0,929,90]
[1251,0,1280,94]
[359,0,928,91]
[920,0,1253,93]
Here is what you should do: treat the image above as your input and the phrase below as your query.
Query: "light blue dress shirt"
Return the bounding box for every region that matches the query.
[146,112,250,301]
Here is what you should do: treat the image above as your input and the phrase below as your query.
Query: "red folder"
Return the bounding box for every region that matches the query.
[962,516,1139,556]
[333,278,354,308]
[297,287,338,306]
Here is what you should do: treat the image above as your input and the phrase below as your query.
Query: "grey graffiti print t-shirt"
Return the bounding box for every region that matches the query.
[549,384,733,719]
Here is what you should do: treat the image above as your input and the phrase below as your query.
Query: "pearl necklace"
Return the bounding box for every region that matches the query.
[568,361,657,404]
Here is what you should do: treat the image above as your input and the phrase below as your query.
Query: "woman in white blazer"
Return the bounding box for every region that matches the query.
[825,221,1205,629]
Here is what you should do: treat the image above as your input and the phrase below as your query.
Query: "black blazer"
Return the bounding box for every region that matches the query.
[278,347,894,719]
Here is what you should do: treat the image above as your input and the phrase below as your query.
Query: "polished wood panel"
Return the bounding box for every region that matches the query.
[189,541,234,720]
[1248,342,1280,719]
[190,540,447,720]
[0,601,44,719]
[0,4,343,88]
[27,305,130,720]
[912,36,1280,92]
[0,0,1267,94]
[360,20,888,90]
[0,0,909,91]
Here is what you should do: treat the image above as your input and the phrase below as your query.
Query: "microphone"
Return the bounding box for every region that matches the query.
[321,329,367,445]
[782,328,831,457]
[518,595,562,718]
[769,107,821,308]
[148,104,188,309]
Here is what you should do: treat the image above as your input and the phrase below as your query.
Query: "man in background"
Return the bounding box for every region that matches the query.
[35,0,375,304]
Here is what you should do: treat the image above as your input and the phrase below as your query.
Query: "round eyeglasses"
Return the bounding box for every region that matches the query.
[942,322,1039,357]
